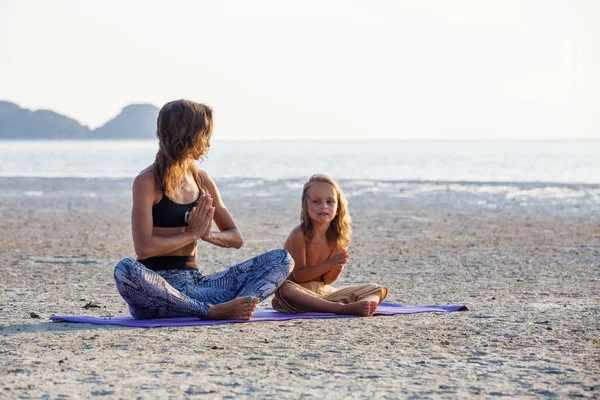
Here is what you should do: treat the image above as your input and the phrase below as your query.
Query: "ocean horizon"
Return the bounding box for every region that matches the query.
[1,139,599,183]
[1,139,599,215]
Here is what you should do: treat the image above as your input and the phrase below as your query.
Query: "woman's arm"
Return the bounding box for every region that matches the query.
[286,228,340,283]
[131,171,210,259]
[196,171,243,249]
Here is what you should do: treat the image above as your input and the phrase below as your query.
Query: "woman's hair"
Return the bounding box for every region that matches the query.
[154,99,213,199]
[300,174,352,249]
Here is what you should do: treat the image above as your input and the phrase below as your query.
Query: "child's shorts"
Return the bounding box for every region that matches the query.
[272,279,388,313]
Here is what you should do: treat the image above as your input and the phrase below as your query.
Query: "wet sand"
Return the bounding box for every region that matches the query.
[0,178,599,398]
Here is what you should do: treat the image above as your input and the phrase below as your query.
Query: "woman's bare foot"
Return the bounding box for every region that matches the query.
[339,300,372,317]
[207,297,259,320]
[368,301,379,316]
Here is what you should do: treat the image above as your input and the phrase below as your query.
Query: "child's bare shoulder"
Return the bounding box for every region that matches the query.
[284,225,306,252]
[288,225,306,241]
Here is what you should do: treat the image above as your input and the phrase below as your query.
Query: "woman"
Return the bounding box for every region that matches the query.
[114,99,293,320]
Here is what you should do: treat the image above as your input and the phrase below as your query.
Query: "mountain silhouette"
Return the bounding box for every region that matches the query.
[0,101,159,139]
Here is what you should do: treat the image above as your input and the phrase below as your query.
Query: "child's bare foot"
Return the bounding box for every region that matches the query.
[339,300,372,317]
[207,296,259,320]
[368,301,379,316]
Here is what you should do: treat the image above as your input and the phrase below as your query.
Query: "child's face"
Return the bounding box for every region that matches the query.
[305,182,338,224]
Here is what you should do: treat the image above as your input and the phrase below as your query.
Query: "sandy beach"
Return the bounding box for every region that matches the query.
[1,177,599,399]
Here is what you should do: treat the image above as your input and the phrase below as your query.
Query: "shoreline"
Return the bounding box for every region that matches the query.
[3,175,600,186]
[2,176,599,221]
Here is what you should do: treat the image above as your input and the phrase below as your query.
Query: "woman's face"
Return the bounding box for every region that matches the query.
[192,135,211,160]
[305,182,338,225]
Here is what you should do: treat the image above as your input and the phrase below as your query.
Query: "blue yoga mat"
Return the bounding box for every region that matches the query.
[50,302,468,328]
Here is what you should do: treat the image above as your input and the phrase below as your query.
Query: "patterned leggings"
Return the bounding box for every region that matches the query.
[114,249,293,319]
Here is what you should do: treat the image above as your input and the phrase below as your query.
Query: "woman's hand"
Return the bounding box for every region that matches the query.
[187,194,215,240]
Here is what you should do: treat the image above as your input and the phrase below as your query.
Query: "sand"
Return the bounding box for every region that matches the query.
[0,177,599,398]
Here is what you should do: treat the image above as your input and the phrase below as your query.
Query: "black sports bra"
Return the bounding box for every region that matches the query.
[151,192,201,227]
[152,173,203,228]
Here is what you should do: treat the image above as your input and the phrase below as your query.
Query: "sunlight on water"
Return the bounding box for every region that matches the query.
[1,140,599,184]
[2,140,598,212]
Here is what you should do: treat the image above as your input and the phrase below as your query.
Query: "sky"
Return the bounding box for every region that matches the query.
[1,0,598,140]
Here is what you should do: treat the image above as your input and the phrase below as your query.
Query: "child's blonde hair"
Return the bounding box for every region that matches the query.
[300,174,352,250]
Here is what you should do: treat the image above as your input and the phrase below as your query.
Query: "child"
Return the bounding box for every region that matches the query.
[272,174,388,316]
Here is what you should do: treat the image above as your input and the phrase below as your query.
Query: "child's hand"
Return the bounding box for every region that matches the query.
[329,249,349,269]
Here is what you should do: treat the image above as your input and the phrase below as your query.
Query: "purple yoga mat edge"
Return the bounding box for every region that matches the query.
[49,302,469,328]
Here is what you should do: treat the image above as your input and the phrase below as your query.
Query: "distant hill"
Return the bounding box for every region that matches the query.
[90,104,159,139]
[0,101,159,139]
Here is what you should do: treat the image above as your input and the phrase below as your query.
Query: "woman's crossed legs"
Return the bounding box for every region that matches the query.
[114,249,293,319]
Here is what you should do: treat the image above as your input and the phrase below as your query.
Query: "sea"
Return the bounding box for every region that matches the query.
[1,140,599,215]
